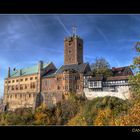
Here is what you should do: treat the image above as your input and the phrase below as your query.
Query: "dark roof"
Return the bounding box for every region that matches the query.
[43,69,57,78]
[88,76,104,81]
[84,71,93,76]
[106,75,129,81]
[111,66,133,76]
[56,63,90,74]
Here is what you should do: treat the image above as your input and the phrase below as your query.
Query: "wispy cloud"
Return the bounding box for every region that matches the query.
[23,15,37,31]
[95,25,110,46]
[0,14,139,97]
[55,15,71,36]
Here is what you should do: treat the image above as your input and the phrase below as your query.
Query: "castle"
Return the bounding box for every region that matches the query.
[3,32,133,111]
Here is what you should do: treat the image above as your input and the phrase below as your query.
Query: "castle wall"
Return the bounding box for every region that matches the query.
[4,73,40,111]
[84,85,131,100]
[4,93,36,111]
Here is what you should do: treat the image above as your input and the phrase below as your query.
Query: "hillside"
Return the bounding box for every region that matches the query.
[0,95,137,126]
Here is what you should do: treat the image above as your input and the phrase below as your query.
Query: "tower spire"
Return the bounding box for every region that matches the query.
[72,26,77,36]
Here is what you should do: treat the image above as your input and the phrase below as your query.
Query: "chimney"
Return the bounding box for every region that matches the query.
[20,69,22,76]
[38,60,43,73]
[8,67,10,78]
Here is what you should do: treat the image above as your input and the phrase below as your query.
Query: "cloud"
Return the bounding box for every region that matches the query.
[0,14,139,97]
[55,15,71,36]
[95,25,110,46]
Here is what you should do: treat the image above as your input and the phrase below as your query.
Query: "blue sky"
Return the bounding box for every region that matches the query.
[0,14,139,97]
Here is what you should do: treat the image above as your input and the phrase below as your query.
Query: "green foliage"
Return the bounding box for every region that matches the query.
[109,99,140,126]
[54,93,86,125]
[67,113,87,126]
[69,96,130,125]
[90,57,113,77]
[0,96,131,126]
[34,106,56,125]
[0,108,34,125]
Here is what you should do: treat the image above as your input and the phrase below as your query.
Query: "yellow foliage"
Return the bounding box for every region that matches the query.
[94,108,112,126]
[67,113,87,126]
[109,102,140,126]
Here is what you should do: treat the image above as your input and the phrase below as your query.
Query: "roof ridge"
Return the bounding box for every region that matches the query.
[55,65,62,74]
[13,61,51,71]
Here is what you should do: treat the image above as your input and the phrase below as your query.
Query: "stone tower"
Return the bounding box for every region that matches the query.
[64,29,83,65]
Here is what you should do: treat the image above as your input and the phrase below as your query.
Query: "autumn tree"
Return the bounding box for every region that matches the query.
[91,57,113,77]
[129,42,140,99]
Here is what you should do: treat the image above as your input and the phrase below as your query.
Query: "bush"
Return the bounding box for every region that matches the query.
[109,97,140,126]
[69,96,130,126]
[0,108,34,125]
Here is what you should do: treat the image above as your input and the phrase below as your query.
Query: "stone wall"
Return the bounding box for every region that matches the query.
[84,86,131,100]
[64,36,83,65]
[4,93,36,111]
[4,73,40,111]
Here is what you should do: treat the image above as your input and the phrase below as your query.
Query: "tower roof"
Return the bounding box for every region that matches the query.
[56,63,90,74]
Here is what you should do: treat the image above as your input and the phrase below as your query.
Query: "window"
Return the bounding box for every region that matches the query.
[5,81,7,84]
[15,94,17,98]
[20,85,23,90]
[69,42,72,46]
[30,83,35,89]
[90,82,93,87]
[25,78,28,81]
[8,86,10,91]
[20,79,23,82]
[94,82,97,87]
[35,77,37,80]
[12,86,14,90]
[29,94,31,98]
[30,77,33,80]
[16,85,18,90]
[8,81,11,83]
[25,85,27,89]
[69,50,71,53]
[33,83,35,89]
[77,76,80,80]
[57,86,60,90]
[12,80,15,83]
[16,79,19,82]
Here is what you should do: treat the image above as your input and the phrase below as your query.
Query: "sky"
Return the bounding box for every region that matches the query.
[0,14,139,97]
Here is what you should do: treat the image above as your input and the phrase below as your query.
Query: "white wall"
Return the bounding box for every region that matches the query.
[84,86,131,100]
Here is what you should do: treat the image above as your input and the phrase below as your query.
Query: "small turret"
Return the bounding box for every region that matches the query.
[38,60,43,74]
[20,69,22,76]
[8,67,10,78]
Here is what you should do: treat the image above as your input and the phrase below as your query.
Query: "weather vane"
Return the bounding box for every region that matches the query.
[72,26,77,36]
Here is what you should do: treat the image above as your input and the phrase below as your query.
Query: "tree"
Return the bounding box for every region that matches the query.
[94,108,112,126]
[129,42,140,99]
[90,57,113,77]
[109,101,140,126]
[0,97,3,104]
